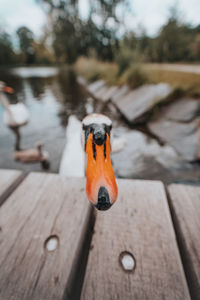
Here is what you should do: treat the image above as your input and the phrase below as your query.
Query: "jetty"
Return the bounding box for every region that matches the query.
[0,168,199,299]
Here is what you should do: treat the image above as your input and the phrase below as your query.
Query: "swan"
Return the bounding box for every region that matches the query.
[59,115,85,177]
[0,81,29,128]
[82,114,118,210]
[0,81,30,150]
[60,113,124,210]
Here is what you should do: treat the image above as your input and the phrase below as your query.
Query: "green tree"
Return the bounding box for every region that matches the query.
[17,26,36,64]
[149,5,194,62]
[153,20,192,62]
[188,25,200,61]
[0,29,15,65]
[38,0,128,63]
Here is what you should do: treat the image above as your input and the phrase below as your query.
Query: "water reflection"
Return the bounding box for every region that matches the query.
[10,127,21,151]
[28,77,46,100]
[11,67,59,78]
[0,66,91,173]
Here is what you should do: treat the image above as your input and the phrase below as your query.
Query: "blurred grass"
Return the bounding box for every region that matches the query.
[119,64,148,88]
[74,57,118,85]
[75,57,200,96]
[143,65,200,96]
[74,57,148,88]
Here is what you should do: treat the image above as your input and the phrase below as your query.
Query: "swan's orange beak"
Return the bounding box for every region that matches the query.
[84,123,118,210]
[3,86,14,94]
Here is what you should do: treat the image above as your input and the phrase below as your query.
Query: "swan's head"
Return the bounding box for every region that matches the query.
[82,114,118,211]
[0,81,13,94]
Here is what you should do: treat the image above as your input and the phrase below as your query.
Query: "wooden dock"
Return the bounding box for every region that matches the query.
[0,169,199,300]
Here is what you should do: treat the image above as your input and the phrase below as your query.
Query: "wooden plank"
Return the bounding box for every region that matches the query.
[0,169,24,206]
[77,76,87,87]
[149,117,200,161]
[81,179,190,300]
[93,85,110,101]
[111,85,130,104]
[94,85,119,102]
[113,83,172,124]
[101,86,119,102]
[88,80,105,94]
[168,184,200,300]
[0,172,93,300]
[159,97,200,122]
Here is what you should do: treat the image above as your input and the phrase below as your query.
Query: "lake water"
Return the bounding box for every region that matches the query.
[0,66,125,173]
[0,67,91,173]
[0,66,199,184]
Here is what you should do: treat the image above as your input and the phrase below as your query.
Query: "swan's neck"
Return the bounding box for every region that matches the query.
[0,92,15,125]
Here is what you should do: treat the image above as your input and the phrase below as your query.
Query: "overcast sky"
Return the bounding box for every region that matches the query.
[0,0,200,37]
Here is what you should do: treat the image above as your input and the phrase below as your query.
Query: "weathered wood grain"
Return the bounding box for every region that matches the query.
[94,85,119,102]
[111,85,130,104]
[88,80,105,94]
[112,83,172,124]
[159,97,200,122]
[0,169,24,206]
[77,76,87,87]
[93,85,109,101]
[0,172,93,300]
[101,86,119,102]
[168,184,200,300]
[149,115,200,161]
[81,179,190,300]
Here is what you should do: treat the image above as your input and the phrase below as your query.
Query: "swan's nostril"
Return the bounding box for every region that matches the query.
[93,127,106,145]
[96,186,111,211]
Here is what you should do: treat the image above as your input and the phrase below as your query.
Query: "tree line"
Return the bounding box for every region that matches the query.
[0,1,200,66]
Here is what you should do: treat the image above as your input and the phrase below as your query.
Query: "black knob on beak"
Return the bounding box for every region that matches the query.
[96,186,111,211]
[93,126,106,145]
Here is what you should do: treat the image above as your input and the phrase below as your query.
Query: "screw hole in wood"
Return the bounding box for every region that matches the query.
[119,251,136,273]
[44,235,59,252]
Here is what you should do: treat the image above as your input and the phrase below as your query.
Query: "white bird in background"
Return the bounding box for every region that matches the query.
[0,81,50,168]
[0,81,29,128]
[0,81,30,150]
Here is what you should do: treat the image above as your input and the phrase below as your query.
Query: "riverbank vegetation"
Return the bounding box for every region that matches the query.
[75,56,148,89]
[144,66,200,96]
[1,2,200,65]
[75,56,200,96]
